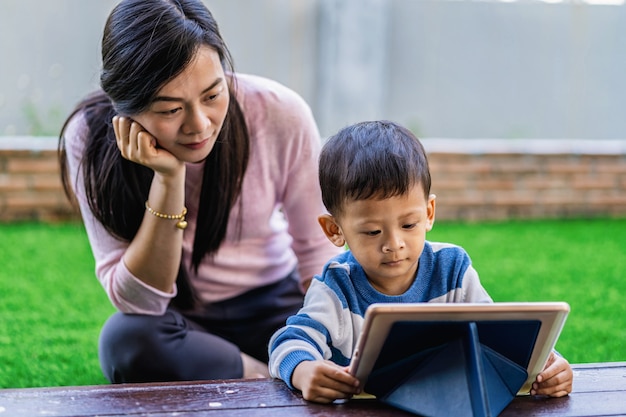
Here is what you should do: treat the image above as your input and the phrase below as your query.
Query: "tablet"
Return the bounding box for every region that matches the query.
[348,302,570,396]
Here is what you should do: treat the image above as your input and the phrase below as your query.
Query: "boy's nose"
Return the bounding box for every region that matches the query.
[382,234,405,252]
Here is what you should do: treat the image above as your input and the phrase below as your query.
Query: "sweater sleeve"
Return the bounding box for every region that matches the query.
[461,264,493,303]
[63,112,176,314]
[268,277,349,389]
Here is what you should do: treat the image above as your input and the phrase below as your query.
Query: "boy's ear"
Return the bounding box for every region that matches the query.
[426,193,437,232]
[318,214,346,247]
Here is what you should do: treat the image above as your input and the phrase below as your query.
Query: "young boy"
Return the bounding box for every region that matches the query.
[268,120,573,404]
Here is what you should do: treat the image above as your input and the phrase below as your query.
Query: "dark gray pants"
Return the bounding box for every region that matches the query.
[98,271,304,383]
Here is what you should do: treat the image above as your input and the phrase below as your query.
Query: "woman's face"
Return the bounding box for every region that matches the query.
[132,45,230,163]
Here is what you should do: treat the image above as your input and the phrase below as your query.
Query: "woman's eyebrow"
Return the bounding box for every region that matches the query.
[152,78,224,103]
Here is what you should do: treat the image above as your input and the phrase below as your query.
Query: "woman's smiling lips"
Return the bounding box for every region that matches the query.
[181,138,209,150]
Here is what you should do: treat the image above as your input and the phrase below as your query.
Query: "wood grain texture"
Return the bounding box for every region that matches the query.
[0,363,624,416]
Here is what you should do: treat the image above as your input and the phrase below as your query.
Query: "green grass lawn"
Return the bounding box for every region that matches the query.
[1,218,625,388]
[0,222,115,388]
[427,218,626,367]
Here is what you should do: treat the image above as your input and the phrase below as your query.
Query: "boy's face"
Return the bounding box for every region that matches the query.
[319,184,436,295]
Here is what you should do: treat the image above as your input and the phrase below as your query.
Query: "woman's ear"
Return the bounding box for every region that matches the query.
[318,214,346,247]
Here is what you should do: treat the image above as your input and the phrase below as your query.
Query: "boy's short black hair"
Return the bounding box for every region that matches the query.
[319,120,431,216]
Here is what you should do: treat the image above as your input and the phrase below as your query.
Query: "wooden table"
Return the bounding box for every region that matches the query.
[0,362,624,416]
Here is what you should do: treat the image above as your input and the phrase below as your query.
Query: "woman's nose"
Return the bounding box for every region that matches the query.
[183,106,210,135]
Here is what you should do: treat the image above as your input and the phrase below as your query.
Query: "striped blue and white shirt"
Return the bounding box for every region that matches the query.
[268,241,492,389]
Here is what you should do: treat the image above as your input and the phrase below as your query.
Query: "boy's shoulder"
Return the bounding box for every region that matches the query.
[311,250,370,316]
[425,241,469,257]
[427,240,463,251]
[319,250,356,277]
[313,250,369,289]
[422,241,472,273]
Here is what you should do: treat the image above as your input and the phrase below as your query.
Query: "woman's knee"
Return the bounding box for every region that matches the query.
[98,311,188,383]
[98,310,244,383]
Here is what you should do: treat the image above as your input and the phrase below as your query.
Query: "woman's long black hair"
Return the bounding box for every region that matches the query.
[58,0,250,310]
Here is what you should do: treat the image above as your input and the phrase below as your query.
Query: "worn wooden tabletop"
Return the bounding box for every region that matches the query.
[0,362,624,416]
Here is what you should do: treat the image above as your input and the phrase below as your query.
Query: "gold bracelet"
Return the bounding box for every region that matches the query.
[145,201,188,230]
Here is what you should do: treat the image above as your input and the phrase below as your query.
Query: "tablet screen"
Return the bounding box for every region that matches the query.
[348,302,569,395]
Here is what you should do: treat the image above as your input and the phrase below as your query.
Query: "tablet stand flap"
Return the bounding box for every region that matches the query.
[365,322,528,417]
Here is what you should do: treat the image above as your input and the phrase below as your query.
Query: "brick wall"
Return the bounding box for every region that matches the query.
[0,139,75,222]
[1,137,625,223]
[426,139,626,221]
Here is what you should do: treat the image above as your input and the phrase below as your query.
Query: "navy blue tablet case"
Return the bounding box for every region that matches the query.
[363,320,540,417]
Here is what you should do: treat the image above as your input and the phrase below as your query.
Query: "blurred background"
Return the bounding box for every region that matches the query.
[1,0,625,388]
[1,0,625,140]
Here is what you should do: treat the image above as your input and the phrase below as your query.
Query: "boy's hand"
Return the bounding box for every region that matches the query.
[292,360,360,404]
[531,351,573,397]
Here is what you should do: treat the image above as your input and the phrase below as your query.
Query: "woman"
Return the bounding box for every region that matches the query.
[59,0,341,383]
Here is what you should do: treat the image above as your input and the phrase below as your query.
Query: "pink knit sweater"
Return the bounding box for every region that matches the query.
[64,73,342,314]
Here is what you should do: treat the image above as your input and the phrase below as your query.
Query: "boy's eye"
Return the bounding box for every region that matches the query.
[403,223,417,229]
[365,230,381,236]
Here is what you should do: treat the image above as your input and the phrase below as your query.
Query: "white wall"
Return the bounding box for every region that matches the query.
[1,0,625,139]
